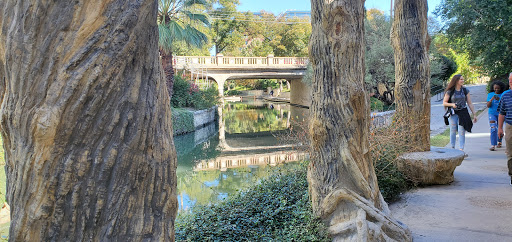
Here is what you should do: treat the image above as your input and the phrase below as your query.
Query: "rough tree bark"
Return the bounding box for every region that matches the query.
[161,51,176,98]
[391,0,431,151]
[0,0,177,241]
[308,0,411,240]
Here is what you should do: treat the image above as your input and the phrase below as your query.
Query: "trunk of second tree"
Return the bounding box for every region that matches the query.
[161,50,176,98]
[391,0,431,151]
[0,1,177,241]
[308,0,411,240]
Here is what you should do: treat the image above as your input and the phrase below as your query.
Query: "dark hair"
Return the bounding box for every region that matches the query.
[492,80,506,94]
[445,74,462,92]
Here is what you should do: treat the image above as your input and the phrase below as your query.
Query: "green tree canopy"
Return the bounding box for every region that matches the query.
[435,0,512,77]
[158,0,210,54]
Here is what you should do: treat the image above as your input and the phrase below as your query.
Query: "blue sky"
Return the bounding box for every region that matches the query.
[238,0,443,16]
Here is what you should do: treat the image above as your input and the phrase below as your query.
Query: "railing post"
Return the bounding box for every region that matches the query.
[267,54,274,66]
[216,53,224,66]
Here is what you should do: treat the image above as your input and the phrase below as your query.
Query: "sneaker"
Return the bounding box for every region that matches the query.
[490,146,496,151]
[498,142,502,148]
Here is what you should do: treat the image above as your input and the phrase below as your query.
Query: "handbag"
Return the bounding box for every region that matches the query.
[443,107,452,125]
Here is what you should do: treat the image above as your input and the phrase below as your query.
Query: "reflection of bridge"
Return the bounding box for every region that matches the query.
[190,104,309,172]
[194,151,309,171]
[174,55,311,107]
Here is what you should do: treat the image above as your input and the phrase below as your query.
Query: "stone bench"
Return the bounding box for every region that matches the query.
[396,147,464,185]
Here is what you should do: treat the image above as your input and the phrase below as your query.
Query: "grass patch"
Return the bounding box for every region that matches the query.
[430,128,451,147]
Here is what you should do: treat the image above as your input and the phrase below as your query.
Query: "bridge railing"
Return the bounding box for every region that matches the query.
[174,55,309,69]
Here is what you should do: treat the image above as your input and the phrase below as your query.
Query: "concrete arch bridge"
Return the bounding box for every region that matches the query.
[173,55,312,107]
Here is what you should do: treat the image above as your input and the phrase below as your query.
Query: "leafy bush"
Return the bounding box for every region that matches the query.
[171,75,219,109]
[190,86,219,110]
[254,79,279,90]
[175,163,329,241]
[171,108,194,136]
[370,97,384,111]
[171,76,192,108]
[225,89,241,96]
[374,147,410,201]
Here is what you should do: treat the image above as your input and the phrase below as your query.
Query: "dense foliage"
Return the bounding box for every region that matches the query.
[208,5,311,57]
[171,108,195,135]
[175,163,330,241]
[157,0,210,54]
[364,9,455,105]
[175,157,411,240]
[171,75,219,109]
[435,0,512,77]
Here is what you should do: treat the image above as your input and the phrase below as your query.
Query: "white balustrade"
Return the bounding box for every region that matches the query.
[173,55,309,69]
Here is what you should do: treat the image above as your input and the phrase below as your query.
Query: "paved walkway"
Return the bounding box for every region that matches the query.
[390,83,512,241]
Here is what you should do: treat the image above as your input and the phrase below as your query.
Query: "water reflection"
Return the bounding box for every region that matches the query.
[175,100,309,212]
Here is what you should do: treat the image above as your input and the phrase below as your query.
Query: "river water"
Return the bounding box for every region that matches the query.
[174,99,309,212]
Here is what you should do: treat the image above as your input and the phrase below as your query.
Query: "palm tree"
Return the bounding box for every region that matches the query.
[158,0,210,98]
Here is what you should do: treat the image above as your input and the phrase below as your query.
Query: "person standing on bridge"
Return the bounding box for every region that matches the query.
[497,72,512,185]
[487,81,506,151]
[443,74,477,153]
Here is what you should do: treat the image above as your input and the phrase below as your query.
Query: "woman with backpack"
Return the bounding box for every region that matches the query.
[443,74,478,153]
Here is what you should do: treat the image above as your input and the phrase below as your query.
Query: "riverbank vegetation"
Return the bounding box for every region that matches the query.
[171,74,219,110]
[170,74,219,135]
[175,163,330,241]
[174,115,417,240]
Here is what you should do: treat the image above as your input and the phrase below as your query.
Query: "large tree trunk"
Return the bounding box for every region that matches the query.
[0,1,177,241]
[391,0,431,151]
[308,0,411,240]
[161,51,176,98]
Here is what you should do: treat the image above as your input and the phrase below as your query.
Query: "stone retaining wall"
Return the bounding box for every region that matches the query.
[239,90,264,96]
[371,110,395,129]
[192,106,217,129]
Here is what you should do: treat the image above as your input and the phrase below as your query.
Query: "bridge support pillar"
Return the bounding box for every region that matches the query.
[289,79,312,108]
[208,75,229,98]
[217,79,225,97]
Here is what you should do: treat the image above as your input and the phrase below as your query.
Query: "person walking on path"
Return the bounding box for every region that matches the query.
[443,74,478,152]
[497,72,512,185]
[487,81,506,150]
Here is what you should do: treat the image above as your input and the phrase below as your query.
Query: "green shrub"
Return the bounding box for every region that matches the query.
[374,148,410,202]
[370,97,384,111]
[171,75,219,109]
[254,79,279,90]
[171,108,194,136]
[190,86,219,110]
[171,76,192,108]
[225,89,241,96]
[175,163,329,241]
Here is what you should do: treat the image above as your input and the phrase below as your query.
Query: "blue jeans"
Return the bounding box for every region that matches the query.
[489,114,503,146]
[449,113,465,150]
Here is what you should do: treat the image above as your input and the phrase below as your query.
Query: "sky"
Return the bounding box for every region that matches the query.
[238,0,443,16]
